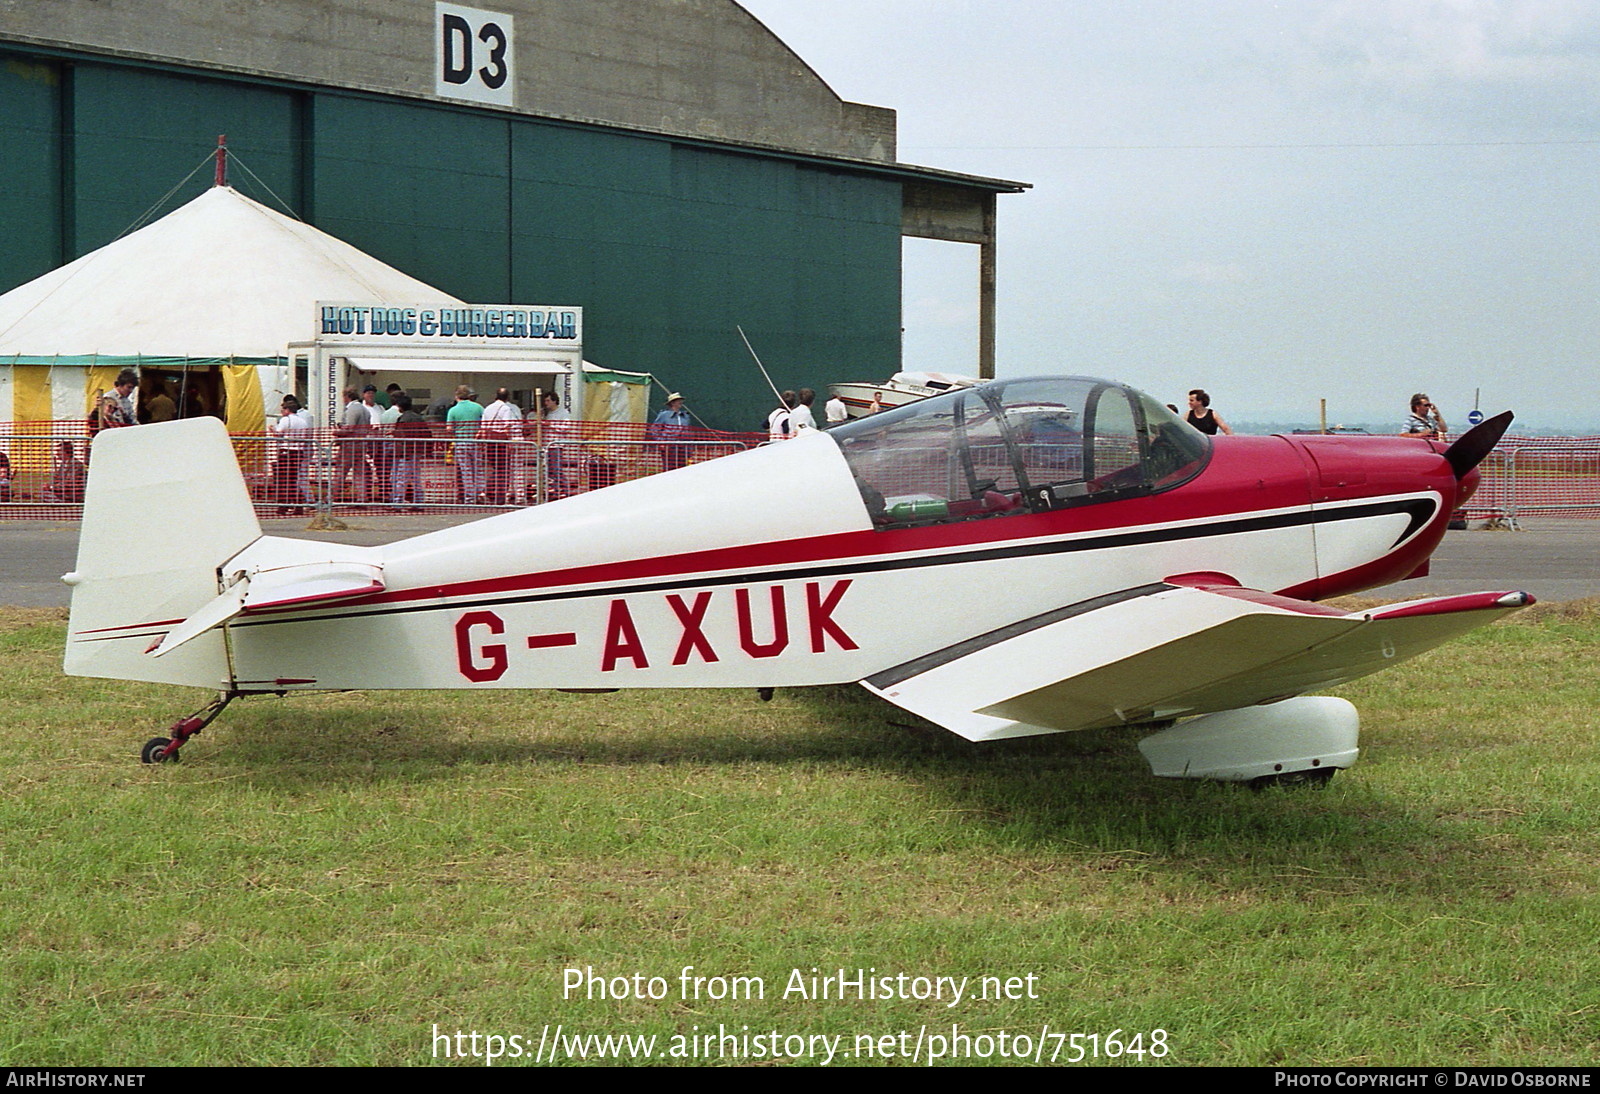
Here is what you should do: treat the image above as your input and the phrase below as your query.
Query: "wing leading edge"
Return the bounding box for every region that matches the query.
[862,584,1532,742]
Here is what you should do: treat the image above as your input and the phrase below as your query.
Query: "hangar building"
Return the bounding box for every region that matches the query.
[0,0,1025,429]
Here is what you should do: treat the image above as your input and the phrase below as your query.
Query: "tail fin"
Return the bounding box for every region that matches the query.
[64,418,261,687]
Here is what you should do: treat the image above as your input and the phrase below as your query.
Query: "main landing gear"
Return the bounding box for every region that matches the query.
[1249,766,1339,791]
[1137,697,1360,786]
[140,692,237,764]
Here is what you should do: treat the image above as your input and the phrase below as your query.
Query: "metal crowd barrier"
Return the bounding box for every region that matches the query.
[1459,442,1600,527]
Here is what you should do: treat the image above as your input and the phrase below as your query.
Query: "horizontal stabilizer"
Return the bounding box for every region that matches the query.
[148,579,249,657]
[862,584,1531,742]
[240,560,385,612]
[149,555,385,658]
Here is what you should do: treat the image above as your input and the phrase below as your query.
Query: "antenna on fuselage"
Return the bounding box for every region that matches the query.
[737,325,791,408]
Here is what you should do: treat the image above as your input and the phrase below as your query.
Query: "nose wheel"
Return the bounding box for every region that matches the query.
[139,692,236,764]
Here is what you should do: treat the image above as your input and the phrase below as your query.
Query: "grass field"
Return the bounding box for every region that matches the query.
[2,602,1597,1067]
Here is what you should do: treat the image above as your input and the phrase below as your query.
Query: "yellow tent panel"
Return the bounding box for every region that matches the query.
[12,365,51,422]
[579,379,649,423]
[11,365,54,473]
[221,362,265,434]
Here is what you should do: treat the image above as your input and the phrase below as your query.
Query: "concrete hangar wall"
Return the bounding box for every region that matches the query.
[0,0,1025,429]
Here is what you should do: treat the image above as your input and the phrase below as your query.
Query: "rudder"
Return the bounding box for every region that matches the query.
[63,418,262,687]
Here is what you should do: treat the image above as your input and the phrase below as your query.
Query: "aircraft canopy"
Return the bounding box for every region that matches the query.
[830,376,1210,526]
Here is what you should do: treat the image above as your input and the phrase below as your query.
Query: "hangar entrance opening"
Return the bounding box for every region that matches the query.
[900,179,1010,381]
[902,237,981,379]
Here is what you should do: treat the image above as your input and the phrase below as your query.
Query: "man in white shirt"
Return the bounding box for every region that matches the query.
[533,392,574,500]
[825,392,847,425]
[481,388,525,505]
[272,395,313,514]
[789,388,818,433]
[361,385,389,500]
[336,387,373,502]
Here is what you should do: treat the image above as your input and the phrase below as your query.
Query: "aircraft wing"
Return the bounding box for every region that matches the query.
[862,584,1531,742]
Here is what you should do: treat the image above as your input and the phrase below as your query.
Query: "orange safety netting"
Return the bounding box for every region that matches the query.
[3,423,1596,523]
[0,419,765,519]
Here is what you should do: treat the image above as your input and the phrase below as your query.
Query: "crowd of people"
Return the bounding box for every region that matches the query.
[4,373,1459,512]
[765,387,853,441]
[85,368,215,434]
[269,383,699,513]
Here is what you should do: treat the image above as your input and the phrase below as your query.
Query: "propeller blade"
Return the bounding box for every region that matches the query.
[1444,411,1513,480]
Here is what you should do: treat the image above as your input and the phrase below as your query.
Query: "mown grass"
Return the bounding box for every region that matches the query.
[2,604,1597,1066]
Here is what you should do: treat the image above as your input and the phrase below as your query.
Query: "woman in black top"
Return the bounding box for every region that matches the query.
[1185,389,1233,435]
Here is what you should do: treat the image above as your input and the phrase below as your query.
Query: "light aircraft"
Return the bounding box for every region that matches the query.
[64,376,1527,784]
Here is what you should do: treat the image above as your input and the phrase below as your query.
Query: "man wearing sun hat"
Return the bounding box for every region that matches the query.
[651,391,692,472]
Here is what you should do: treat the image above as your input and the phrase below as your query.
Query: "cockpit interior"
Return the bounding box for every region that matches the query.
[829,376,1211,527]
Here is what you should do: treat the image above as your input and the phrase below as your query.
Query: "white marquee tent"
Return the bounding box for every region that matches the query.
[0,185,462,433]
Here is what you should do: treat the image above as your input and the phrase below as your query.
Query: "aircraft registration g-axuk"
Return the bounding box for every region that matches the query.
[65,376,1527,783]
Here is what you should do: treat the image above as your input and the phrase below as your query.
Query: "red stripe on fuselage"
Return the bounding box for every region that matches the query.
[240,434,1456,617]
[257,499,1320,619]
[75,617,186,635]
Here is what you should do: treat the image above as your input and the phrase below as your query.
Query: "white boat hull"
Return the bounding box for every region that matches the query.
[828,372,980,419]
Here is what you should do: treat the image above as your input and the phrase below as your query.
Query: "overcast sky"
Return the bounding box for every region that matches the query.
[738,0,1599,431]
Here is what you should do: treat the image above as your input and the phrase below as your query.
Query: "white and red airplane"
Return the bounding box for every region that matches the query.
[64,376,1526,783]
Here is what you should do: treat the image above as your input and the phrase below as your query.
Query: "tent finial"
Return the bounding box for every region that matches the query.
[214,135,228,188]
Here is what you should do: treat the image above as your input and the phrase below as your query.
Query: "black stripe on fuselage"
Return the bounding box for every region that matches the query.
[228,496,1436,632]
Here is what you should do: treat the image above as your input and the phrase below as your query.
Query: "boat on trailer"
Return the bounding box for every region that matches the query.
[828,371,980,420]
